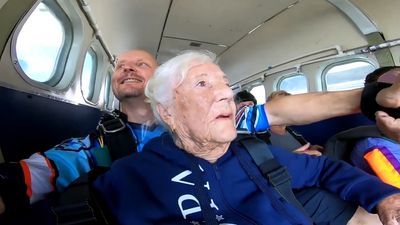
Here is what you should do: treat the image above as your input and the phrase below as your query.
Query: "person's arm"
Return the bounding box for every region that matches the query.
[0,134,104,215]
[272,146,400,224]
[265,89,362,126]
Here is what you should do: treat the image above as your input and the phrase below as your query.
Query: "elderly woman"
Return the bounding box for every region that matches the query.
[94,50,400,225]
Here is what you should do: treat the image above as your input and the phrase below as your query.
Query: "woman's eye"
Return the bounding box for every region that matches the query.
[196,81,207,87]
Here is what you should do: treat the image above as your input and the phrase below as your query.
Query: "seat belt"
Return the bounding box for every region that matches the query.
[237,135,310,219]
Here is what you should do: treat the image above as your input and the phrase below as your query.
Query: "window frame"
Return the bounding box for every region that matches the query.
[276,72,309,94]
[104,68,115,111]
[81,46,98,103]
[321,58,376,91]
[10,0,73,88]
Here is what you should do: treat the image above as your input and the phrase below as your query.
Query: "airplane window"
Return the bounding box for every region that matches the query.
[278,74,308,94]
[104,70,114,110]
[81,48,98,101]
[14,1,68,84]
[250,85,266,104]
[324,61,375,91]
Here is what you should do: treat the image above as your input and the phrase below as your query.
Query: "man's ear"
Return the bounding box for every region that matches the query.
[157,104,175,130]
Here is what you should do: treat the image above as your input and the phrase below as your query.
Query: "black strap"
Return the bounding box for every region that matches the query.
[50,167,114,225]
[97,110,137,161]
[286,127,308,146]
[189,157,219,225]
[51,110,137,225]
[250,105,258,133]
[237,136,310,219]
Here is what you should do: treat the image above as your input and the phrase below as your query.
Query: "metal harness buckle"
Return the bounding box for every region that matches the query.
[98,117,126,134]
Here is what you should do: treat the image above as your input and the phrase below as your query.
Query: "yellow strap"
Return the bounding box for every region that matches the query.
[98,135,104,148]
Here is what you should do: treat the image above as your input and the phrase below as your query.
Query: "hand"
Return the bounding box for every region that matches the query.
[377,193,400,225]
[376,111,400,143]
[293,143,323,156]
[376,76,400,108]
[0,195,4,214]
[309,144,324,152]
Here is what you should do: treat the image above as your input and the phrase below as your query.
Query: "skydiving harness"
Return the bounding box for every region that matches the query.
[185,135,311,225]
[236,135,312,224]
[51,110,137,225]
[96,110,137,162]
[236,106,311,223]
[239,106,306,213]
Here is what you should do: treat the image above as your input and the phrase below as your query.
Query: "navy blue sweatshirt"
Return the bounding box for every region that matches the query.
[94,133,400,225]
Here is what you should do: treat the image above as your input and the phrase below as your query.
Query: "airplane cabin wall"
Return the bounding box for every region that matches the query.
[0,0,105,162]
[219,0,400,95]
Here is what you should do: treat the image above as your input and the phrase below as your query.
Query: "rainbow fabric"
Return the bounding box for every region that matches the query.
[364,146,400,188]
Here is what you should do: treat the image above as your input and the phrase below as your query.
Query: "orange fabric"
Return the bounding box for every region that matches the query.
[364,149,400,188]
[19,160,32,198]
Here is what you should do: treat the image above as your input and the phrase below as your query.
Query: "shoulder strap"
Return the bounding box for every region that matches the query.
[97,110,137,161]
[286,127,308,146]
[237,135,310,219]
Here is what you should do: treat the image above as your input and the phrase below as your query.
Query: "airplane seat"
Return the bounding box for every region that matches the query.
[0,86,104,224]
[290,113,374,146]
[0,86,102,162]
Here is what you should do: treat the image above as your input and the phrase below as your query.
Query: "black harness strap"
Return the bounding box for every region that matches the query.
[250,105,258,133]
[97,110,137,161]
[237,136,310,221]
[189,158,219,225]
[51,110,137,225]
[286,127,308,146]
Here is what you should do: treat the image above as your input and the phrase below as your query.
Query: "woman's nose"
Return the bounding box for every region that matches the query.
[216,83,234,102]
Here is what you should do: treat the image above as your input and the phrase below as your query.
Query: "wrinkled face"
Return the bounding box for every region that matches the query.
[170,63,237,144]
[112,50,157,101]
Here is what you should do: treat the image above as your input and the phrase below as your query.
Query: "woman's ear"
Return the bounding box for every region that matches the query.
[157,104,175,130]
